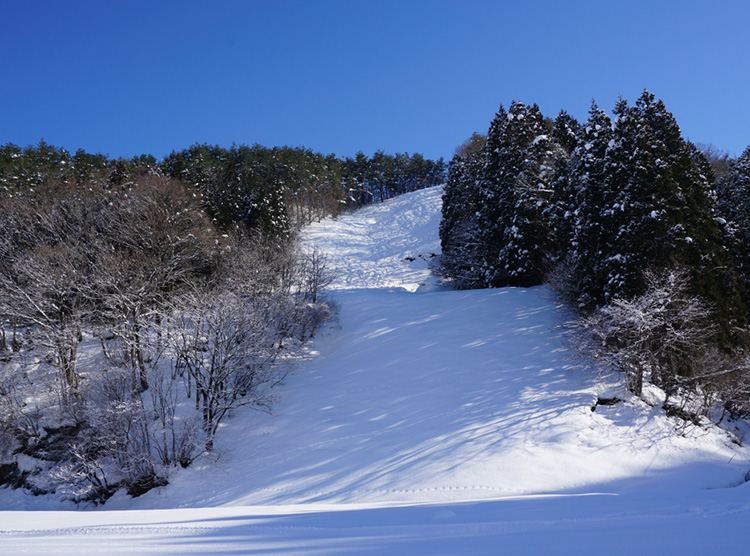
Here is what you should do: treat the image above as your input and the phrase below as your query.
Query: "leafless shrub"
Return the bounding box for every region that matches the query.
[77,367,158,498]
[148,364,201,468]
[297,247,336,304]
[568,267,716,397]
[168,288,294,449]
[695,142,732,181]
[546,256,586,312]
[0,171,337,501]
[0,366,25,461]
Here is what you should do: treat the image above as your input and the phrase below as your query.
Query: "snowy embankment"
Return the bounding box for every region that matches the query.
[2,186,750,554]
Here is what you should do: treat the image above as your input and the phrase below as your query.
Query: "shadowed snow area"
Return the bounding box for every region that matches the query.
[3,186,750,554]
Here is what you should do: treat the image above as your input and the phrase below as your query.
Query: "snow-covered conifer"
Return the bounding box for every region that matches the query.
[717,146,750,293]
[478,102,556,287]
[440,154,483,288]
[546,110,581,266]
[570,91,744,336]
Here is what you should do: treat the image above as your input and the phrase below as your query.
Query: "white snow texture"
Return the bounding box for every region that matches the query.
[1,186,749,555]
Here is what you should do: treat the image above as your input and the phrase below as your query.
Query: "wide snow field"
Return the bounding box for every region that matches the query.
[2,186,750,554]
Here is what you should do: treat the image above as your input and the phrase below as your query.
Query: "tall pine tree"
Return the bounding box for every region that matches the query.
[478,102,557,287]
[547,110,582,267]
[440,153,483,288]
[557,102,614,309]
[572,91,743,337]
[716,146,750,306]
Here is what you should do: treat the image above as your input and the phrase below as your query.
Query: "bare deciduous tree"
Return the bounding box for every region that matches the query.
[1,242,94,406]
[569,267,716,397]
[149,363,201,468]
[169,290,293,449]
[0,170,337,501]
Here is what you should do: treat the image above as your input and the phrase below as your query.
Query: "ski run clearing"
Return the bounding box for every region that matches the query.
[2,186,750,554]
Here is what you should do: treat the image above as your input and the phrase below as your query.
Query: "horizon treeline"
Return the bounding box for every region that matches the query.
[0,141,446,233]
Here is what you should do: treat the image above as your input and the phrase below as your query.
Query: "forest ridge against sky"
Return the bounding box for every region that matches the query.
[2,0,749,161]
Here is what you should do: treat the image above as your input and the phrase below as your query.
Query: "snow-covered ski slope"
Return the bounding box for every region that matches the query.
[3,186,750,554]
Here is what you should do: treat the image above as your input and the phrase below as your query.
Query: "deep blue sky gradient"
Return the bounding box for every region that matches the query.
[2,0,749,161]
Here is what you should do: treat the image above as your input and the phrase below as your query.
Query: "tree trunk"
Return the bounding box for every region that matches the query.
[627,365,643,397]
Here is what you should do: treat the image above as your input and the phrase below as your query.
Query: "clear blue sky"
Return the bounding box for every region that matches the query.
[2,0,749,161]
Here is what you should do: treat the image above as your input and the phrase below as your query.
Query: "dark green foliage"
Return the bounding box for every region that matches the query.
[717,146,750,298]
[345,150,446,204]
[161,143,446,234]
[567,102,617,308]
[439,154,483,288]
[72,149,110,185]
[161,143,338,235]
[546,110,582,264]
[4,140,445,238]
[478,102,559,287]
[571,92,743,339]
[441,104,572,290]
[0,141,157,196]
[0,140,72,193]
[440,90,746,345]
[551,110,580,155]
[161,143,279,234]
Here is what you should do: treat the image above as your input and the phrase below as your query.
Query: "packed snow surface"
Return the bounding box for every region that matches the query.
[2,186,750,554]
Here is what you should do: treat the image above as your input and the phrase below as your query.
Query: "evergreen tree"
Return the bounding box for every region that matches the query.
[547,110,581,265]
[566,102,616,309]
[440,153,483,288]
[71,149,109,185]
[478,101,557,287]
[551,110,580,155]
[574,91,743,337]
[717,146,750,298]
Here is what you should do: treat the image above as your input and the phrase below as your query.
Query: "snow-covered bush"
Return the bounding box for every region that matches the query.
[148,364,202,469]
[569,268,715,397]
[169,290,291,449]
[0,169,337,503]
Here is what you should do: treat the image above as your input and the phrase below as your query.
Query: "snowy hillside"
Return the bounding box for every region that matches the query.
[2,186,750,554]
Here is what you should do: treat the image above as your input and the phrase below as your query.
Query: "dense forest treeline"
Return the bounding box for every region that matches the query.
[441,90,750,418]
[0,141,446,232]
[0,140,444,503]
